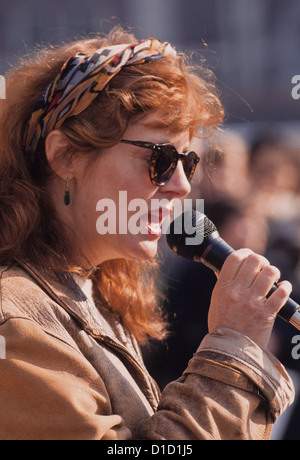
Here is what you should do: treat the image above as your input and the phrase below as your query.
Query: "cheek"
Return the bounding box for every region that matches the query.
[79,156,157,232]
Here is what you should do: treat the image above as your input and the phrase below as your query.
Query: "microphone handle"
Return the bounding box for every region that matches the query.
[194,236,300,331]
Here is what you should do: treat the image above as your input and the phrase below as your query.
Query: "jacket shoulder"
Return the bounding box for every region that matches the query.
[0,265,79,348]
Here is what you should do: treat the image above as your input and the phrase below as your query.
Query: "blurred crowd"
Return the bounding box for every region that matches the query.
[202,128,300,304]
[143,126,300,440]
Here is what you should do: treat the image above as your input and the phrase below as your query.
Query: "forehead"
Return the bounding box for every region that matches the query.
[125,111,191,146]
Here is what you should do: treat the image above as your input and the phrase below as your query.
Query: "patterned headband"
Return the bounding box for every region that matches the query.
[24,38,177,162]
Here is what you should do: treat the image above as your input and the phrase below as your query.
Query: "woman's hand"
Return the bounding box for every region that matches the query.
[208,249,293,348]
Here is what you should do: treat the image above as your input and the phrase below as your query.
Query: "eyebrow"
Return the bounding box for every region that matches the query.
[122,139,191,153]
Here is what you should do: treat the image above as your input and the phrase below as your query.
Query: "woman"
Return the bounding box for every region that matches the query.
[0,27,294,440]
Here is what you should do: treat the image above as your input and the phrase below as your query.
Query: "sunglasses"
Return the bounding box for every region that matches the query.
[121,140,200,186]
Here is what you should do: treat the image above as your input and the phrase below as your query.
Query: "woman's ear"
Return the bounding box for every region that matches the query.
[45,130,74,181]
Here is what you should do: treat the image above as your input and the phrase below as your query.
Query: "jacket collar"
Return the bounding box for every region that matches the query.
[14,257,136,343]
[14,257,147,356]
[15,257,95,329]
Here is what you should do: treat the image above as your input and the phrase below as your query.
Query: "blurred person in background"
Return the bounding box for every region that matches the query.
[247,133,300,306]
[248,133,300,220]
[199,129,251,205]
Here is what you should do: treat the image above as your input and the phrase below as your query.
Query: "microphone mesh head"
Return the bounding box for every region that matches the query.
[166,210,217,260]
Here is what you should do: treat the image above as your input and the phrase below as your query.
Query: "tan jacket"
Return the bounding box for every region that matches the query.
[0,259,295,440]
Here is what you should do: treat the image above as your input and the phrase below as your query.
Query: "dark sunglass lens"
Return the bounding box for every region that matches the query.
[153,146,175,184]
[183,152,197,181]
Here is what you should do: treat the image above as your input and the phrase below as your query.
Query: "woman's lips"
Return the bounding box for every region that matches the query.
[146,208,171,237]
[138,207,172,238]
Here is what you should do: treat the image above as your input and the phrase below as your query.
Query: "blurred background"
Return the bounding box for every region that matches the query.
[1,0,300,440]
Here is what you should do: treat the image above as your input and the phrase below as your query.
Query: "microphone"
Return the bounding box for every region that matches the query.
[166,209,300,331]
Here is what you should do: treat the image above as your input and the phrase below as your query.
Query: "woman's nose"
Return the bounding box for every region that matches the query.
[161,160,191,197]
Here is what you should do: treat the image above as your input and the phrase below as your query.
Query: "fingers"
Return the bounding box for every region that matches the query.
[266,280,293,313]
[220,249,271,286]
[219,248,253,284]
[251,264,281,297]
[220,248,292,313]
[211,248,294,348]
[234,252,273,288]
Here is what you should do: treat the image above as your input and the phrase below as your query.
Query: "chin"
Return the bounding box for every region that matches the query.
[126,238,160,261]
[91,235,160,264]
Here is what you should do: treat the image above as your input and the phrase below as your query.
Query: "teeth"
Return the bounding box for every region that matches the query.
[147,223,161,236]
[149,222,160,230]
[138,208,171,236]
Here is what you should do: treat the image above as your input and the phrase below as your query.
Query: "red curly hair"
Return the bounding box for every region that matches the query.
[0,27,224,344]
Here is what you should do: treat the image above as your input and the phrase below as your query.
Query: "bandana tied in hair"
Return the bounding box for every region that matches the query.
[24,38,177,162]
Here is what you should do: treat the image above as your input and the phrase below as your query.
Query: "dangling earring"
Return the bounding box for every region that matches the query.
[64,179,71,206]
